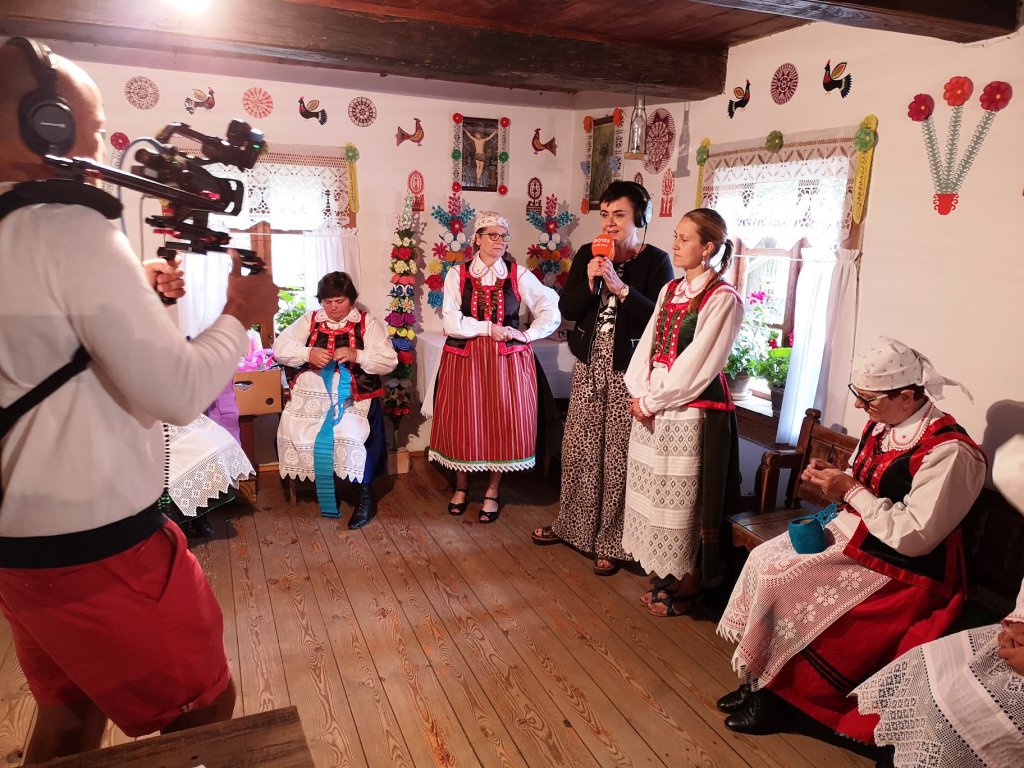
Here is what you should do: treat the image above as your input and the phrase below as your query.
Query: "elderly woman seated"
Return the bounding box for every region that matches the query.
[716,337,986,745]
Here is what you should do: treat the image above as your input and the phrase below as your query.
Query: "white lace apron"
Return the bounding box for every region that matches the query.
[717,520,889,689]
[167,414,254,517]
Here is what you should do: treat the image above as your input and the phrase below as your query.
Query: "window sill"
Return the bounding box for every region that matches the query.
[734,396,787,449]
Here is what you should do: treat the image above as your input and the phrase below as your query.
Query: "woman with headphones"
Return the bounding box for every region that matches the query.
[622,209,744,615]
[532,181,673,575]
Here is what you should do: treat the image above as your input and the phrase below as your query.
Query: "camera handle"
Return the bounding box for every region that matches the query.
[155,243,264,306]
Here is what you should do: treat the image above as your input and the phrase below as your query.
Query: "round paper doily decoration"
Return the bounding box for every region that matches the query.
[348,96,377,127]
[642,108,676,175]
[242,87,274,119]
[771,63,799,105]
[124,76,159,110]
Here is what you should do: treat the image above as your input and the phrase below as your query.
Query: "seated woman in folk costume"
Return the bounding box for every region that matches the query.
[854,435,1024,768]
[716,336,986,743]
[275,271,397,529]
[426,210,560,523]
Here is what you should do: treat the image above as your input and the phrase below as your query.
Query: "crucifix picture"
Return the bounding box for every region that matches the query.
[460,116,500,192]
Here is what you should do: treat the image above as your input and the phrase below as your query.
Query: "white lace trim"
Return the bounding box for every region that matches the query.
[717,523,889,689]
[855,625,1024,767]
[427,449,534,473]
[166,416,253,516]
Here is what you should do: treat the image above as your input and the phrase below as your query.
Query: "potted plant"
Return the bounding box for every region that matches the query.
[753,344,792,414]
[725,291,770,398]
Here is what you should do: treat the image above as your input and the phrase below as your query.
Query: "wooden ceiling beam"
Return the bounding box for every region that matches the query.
[686,0,1021,43]
[0,0,727,100]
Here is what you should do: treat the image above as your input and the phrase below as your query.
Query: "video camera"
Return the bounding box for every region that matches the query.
[45,120,268,285]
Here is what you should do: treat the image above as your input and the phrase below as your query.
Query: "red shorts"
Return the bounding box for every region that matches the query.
[0,522,231,737]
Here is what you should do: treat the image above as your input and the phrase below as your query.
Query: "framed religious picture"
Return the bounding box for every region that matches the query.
[459,116,499,192]
[587,115,621,207]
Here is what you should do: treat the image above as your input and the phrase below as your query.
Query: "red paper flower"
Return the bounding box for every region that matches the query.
[450,219,463,234]
[452,113,463,124]
[907,93,935,122]
[426,274,443,290]
[942,76,974,107]
[110,132,130,150]
[497,184,508,195]
[612,108,623,126]
[980,81,1013,112]
[431,242,447,259]
[397,247,412,260]
[451,181,461,193]
[583,116,593,133]
[397,351,413,364]
[545,220,558,233]
[527,244,544,259]
[500,116,510,128]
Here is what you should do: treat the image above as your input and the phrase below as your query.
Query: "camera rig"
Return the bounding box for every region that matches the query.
[44,120,268,278]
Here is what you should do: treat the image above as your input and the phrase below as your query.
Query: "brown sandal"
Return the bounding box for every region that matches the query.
[531,526,560,545]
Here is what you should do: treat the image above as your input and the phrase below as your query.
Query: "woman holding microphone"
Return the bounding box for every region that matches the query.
[532,181,673,575]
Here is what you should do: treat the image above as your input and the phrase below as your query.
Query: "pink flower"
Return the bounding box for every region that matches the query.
[748,290,766,305]
[907,94,934,122]
[942,76,973,107]
[980,81,1012,112]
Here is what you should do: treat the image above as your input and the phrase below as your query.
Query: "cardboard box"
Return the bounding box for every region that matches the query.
[233,369,283,416]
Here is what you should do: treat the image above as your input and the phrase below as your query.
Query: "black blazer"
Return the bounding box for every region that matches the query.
[559,242,674,371]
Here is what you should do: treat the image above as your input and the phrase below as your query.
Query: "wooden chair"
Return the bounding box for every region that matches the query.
[729,408,858,551]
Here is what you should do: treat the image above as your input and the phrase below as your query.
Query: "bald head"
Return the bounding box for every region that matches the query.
[0,40,105,181]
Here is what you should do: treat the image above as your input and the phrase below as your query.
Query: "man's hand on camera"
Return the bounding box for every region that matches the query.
[222,249,280,329]
[143,257,186,301]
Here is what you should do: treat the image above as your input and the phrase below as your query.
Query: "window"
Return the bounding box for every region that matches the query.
[701,127,868,443]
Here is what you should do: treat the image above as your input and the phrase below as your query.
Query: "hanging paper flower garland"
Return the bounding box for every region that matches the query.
[344,142,360,214]
[907,76,1013,214]
[694,138,711,208]
[525,194,575,293]
[426,185,476,309]
[383,195,420,439]
[853,115,878,224]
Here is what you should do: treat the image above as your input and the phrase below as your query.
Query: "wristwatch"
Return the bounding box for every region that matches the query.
[617,285,630,301]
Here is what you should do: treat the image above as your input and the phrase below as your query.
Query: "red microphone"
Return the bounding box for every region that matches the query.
[591,234,615,296]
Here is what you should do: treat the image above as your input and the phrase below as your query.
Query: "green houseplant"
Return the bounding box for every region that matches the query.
[275,288,306,334]
[725,291,770,396]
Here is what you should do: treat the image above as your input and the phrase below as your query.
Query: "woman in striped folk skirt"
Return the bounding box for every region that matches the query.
[427,211,560,523]
[624,209,743,616]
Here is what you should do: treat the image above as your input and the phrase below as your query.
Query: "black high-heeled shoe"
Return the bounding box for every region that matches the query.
[478,495,500,524]
[447,487,469,516]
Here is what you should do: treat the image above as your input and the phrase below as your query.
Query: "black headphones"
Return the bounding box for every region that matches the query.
[630,182,654,229]
[5,36,76,157]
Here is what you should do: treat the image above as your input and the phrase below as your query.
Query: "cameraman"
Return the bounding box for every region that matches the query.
[0,43,279,762]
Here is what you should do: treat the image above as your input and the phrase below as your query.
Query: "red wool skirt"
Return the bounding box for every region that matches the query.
[429,336,537,472]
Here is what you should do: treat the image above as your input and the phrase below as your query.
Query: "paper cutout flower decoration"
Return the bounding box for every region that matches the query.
[427,191,475,309]
[907,76,1013,214]
[765,131,784,153]
[853,126,877,152]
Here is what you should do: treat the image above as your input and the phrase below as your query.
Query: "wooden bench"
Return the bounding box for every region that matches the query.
[727,408,1024,617]
[729,408,857,552]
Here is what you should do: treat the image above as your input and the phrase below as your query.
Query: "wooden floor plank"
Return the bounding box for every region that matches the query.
[227,508,290,716]
[250,505,365,768]
[352,512,528,767]
[309,501,481,768]
[372,485,630,767]
[288,510,416,768]
[0,625,33,766]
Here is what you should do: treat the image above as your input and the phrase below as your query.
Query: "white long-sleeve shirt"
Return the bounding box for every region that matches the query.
[0,193,247,536]
[835,403,987,557]
[273,307,398,375]
[624,280,744,414]
[440,256,561,341]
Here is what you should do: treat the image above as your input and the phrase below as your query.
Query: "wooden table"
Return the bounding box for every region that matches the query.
[37,707,314,768]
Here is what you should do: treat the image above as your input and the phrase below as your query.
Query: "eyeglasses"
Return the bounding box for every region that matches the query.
[847,383,888,409]
[482,232,511,243]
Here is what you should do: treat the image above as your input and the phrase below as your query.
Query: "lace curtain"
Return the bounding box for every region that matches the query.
[184,144,352,231]
[700,128,861,444]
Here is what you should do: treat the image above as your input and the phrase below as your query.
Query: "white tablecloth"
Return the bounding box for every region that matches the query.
[417,331,575,404]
